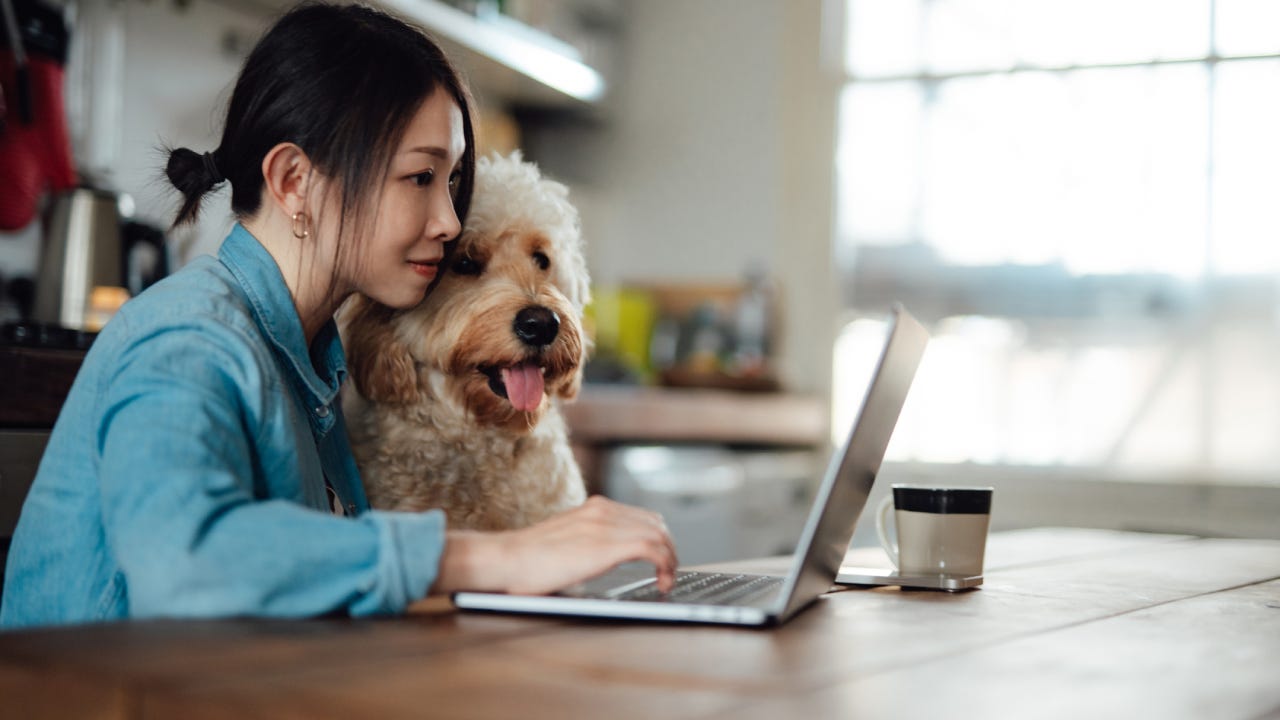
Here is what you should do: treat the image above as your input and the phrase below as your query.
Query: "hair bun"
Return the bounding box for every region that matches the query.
[167,147,214,194]
[166,146,221,228]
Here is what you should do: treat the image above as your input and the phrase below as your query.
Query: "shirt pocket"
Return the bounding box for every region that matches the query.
[94,570,129,621]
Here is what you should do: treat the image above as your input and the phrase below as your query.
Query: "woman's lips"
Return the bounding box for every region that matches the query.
[408,260,438,279]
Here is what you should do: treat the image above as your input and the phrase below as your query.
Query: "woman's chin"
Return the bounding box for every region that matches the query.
[372,288,429,311]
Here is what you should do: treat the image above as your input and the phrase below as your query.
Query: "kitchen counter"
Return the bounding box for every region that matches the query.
[563,385,826,446]
[562,385,827,493]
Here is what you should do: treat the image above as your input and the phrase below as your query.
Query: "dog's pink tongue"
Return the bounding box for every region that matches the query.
[501,363,545,412]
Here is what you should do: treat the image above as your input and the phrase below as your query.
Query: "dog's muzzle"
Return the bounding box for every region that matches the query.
[472,306,563,414]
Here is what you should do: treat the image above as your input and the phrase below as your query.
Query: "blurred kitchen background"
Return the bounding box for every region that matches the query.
[2,0,1278,570]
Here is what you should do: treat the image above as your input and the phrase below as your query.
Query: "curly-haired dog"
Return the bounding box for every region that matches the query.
[341,152,589,531]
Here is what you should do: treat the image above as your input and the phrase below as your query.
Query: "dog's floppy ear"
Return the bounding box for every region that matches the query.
[341,296,419,405]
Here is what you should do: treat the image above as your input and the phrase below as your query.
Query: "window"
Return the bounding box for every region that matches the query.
[835,0,1280,484]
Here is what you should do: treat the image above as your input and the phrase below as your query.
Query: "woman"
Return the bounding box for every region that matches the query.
[0,2,675,628]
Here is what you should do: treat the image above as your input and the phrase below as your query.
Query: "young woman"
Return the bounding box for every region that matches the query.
[0,2,675,628]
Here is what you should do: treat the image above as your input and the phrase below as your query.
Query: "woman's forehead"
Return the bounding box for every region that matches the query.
[398,89,465,163]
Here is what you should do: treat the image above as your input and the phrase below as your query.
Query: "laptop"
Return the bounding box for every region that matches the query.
[453,304,929,627]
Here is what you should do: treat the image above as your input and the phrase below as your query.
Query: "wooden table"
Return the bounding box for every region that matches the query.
[1,528,1277,719]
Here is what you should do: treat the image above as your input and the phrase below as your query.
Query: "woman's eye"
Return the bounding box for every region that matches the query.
[413,170,435,187]
[448,171,461,189]
[452,256,482,276]
[532,251,550,271]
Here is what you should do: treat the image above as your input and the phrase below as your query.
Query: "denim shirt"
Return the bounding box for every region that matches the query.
[1,224,445,628]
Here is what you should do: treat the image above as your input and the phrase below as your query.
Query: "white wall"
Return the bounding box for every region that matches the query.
[114,1,266,263]
[591,1,784,284]
[588,0,841,396]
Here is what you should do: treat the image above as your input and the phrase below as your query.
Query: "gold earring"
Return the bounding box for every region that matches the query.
[292,211,311,240]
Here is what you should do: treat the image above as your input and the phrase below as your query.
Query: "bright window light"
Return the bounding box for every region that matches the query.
[837,0,1280,485]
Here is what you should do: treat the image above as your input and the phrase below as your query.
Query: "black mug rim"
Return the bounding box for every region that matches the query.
[891,485,993,515]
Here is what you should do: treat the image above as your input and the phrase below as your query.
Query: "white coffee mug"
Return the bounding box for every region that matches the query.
[875,485,993,576]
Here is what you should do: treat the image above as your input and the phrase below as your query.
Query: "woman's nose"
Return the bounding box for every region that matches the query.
[430,198,462,243]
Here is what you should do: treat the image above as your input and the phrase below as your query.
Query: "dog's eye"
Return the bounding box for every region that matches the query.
[452,256,483,276]
[532,251,550,271]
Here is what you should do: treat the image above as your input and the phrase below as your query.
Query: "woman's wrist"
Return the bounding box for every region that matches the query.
[431,529,511,595]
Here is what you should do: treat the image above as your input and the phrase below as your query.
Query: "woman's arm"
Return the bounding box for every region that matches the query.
[97,324,444,619]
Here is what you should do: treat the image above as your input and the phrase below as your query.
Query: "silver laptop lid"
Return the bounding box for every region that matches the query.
[773,305,928,621]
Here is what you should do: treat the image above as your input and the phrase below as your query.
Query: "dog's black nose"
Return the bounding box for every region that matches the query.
[514,306,560,347]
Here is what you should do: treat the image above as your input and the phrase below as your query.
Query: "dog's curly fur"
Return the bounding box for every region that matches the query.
[341,151,589,530]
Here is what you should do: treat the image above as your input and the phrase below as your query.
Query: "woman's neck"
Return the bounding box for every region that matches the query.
[242,214,350,345]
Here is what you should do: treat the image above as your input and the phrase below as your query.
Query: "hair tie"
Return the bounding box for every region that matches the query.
[202,151,225,185]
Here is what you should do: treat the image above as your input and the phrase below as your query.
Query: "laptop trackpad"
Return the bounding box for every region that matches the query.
[557,562,659,598]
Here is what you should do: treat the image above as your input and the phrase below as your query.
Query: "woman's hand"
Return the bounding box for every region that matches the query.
[431,495,677,596]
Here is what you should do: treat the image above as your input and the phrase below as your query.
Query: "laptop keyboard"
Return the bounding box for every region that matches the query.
[612,571,783,605]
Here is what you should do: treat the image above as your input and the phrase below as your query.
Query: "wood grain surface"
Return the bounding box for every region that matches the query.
[0,528,1276,720]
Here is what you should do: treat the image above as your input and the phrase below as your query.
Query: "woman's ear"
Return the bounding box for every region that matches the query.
[260,142,314,217]
[340,296,420,405]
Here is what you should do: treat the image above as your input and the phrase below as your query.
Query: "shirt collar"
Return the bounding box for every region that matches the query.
[218,224,347,431]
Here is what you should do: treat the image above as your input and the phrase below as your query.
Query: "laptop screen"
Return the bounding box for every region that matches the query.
[776,305,929,620]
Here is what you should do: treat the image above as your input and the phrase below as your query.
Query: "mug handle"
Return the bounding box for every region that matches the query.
[875,495,899,570]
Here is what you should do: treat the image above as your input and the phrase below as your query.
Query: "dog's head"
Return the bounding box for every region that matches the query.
[344,151,591,431]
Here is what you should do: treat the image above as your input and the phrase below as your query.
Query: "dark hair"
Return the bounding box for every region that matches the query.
[165,2,476,255]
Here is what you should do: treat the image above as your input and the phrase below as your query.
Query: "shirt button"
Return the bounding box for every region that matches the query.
[315,405,331,418]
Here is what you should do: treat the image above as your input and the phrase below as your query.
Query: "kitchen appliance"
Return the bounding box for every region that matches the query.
[31,187,124,330]
[0,0,77,230]
[26,188,166,337]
